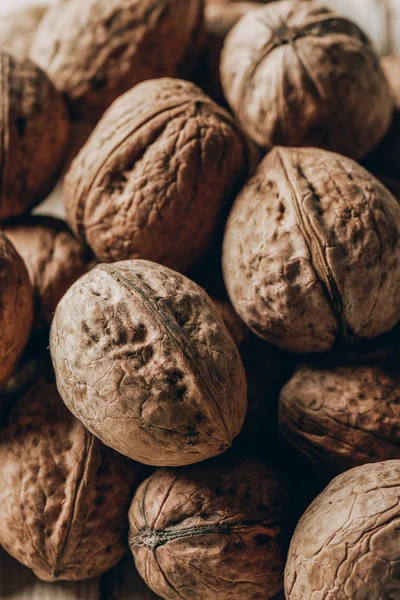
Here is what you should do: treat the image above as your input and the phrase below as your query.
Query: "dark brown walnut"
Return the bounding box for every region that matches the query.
[285,460,400,599]
[0,376,141,581]
[279,362,400,474]
[0,234,33,386]
[50,260,247,467]
[63,78,254,271]
[0,4,47,61]
[29,0,204,121]
[0,53,70,221]
[223,146,400,354]
[129,456,289,600]
[220,0,393,158]
[1,216,94,330]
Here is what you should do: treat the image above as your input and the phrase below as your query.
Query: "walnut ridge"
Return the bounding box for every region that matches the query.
[220,0,393,158]
[129,456,289,599]
[223,146,400,353]
[50,260,247,466]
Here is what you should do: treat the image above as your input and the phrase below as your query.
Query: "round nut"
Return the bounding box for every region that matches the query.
[223,146,400,354]
[220,0,393,158]
[63,78,253,271]
[2,216,94,330]
[0,376,141,581]
[50,260,247,466]
[0,3,47,61]
[285,460,400,599]
[129,455,289,600]
[279,362,400,473]
[0,233,33,385]
[0,53,70,221]
[29,0,204,121]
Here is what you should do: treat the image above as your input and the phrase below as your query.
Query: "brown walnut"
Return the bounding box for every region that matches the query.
[129,455,289,600]
[279,361,400,474]
[2,216,93,330]
[29,0,204,121]
[0,4,47,61]
[285,460,400,599]
[63,78,253,271]
[0,234,33,386]
[0,375,141,581]
[0,53,70,221]
[50,260,247,467]
[223,146,400,354]
[220,0,393,158]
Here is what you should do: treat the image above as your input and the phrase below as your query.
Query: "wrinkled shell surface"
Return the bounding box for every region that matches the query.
[223,146,400,353]
[0,233,33,385]
[0,4,47,61]
[30,0,204,120]
[64,78,251,271]
[0,377,140,581]
[2,216,93,329]
[0,53,70,221]
[221,0,393,158]
[285,460,400,599]
[129,456,289,600]
[50,260,247,467]
[279,362,400,473]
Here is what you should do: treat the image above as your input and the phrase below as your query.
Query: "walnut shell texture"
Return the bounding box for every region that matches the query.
[129,456,289,600]
[279,362,400,473]
[2,216,94,330]
[285,460,400,599]
[0,377,141,581]
[0,4,47,61]
[50,260,247,467]
[220,0,393,158]
[63,78,252,272]
[223,146,400,353]
[0,233,33,386]
[29,0,204,121]
[0,53,70,221]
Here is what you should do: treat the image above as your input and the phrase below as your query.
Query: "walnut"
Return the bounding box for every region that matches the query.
[0,53,70,221]
[29,0,205,121]
[220,0,393,158]
[63,78,254,272]
[0,374,141,581]
[50,260,247,467]
[285,460,400,599]
[279,361,400,474]
[1,216,94,330]
[0,3,47,61]
[0,234,33,386]
[129,455,289,600]
[223,146,400,354]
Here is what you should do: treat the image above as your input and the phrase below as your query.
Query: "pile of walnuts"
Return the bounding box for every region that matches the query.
[0,1,400,599]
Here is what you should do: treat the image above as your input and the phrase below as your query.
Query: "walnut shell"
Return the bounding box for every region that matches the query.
[220,0,393,158]
[50,260,247,466]
[0,376,141,581]
[279,362,400,473]
[0,4,47,61]
[0,53,70,221]
[29,0,204,121]
[1,216,94,330]
[285,460,400,599]
[129,455,289,600]
[0,233,33,386]
[223,146,400,354]
[63,78,253,271]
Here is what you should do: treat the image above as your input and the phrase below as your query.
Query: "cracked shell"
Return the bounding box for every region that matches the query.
[223,146,400,354]
[129,455,289,600]
[279,361,400,474]
[285,460,400,599]
[29,0,204,121]
[0,53,70,221]
[220,0,393,158]
[0,233,33,385]
[0,376,141,581]
[63,77,253,272]
[50,260,247,466]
